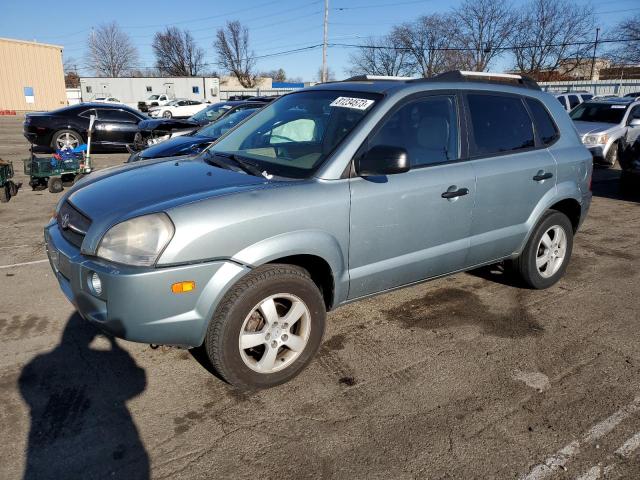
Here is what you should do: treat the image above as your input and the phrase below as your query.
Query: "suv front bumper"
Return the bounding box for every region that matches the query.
[45,222,249,347]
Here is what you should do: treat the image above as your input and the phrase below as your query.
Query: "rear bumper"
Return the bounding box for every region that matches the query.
[578,191,592,231]
[45,222,250,347]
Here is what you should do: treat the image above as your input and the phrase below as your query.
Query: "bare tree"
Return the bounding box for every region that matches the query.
[453,0,518,71]
[392,14,472,78]
[511,0,595,80]
[347,34,413,77]
[87,22,138,77]
[214,21,256,88]
[262,68,287,82]
[315,66,335,82]
[152,27,204,76]
[607,14,640,65]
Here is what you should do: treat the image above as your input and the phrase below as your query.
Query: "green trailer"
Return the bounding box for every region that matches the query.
[23,148,91,193]
[0,160,20,203]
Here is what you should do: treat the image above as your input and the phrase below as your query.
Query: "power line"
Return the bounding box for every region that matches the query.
[330,36,640,53]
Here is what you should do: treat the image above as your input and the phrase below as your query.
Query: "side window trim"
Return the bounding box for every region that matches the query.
[353,90,466,173]
[462,90,540,161]
[524,97,560,148]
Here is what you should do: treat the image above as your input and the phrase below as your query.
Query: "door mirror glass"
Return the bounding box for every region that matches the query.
[629,118,640,127]
[356,145,410,176]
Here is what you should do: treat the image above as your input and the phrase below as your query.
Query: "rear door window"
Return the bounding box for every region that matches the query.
[368,95,459,167]
[466,94,535,156]
[525,98,560,146]
[568,95,580,109]
[98,109,138,123]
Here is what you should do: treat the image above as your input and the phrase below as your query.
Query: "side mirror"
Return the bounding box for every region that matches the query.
[356,145,410,177]
[629,118,640,128]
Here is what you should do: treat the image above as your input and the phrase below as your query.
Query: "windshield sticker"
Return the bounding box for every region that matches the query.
[611,105,627,109]
[330,97,375,110]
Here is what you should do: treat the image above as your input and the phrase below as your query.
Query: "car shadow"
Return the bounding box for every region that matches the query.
[591,164,640,203]
[18,313,149,480]
[466,262,528,289]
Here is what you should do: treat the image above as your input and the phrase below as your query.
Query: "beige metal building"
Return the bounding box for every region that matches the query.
[0,37,66,112]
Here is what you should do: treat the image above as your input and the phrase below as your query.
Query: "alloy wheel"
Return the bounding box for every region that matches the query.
[535,225,567,278]
[238,293,311,374]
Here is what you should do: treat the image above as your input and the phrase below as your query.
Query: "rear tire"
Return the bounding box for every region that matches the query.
[162,110,172,118]
[51,129,83,150]
[513,210,574,289]
[47,177,63,193]
[8,181,18,197]
[203,264,326,389]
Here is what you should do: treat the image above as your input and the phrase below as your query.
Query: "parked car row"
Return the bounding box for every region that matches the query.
[23,98,276,155]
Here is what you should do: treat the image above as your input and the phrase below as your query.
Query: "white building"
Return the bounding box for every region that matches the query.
[79,76,220,108]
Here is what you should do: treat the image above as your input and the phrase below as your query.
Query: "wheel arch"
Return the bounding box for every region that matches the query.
[231,230,348,310]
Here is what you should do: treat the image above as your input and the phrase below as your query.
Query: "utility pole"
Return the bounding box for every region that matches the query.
[322,0,329,82]
[589,27,600,81]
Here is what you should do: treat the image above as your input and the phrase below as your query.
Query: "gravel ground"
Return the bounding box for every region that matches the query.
[0,115,639,480]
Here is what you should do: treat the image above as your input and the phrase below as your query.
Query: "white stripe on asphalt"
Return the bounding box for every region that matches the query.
[615,431,640,458]
[519,395,640,480]
[574,431,640,480]
[0,259,48,269]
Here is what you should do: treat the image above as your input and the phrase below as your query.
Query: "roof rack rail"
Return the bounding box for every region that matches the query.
[342,75,414,82]
[416,70,541,90]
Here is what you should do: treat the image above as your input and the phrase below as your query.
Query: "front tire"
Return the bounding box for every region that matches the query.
[513,210,574,289]
[605,142,619,167]
[0,185,9,203]
[203,264,326,389]
[162,110,172,118]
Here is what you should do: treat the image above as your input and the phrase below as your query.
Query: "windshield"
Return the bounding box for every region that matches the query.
[197,109,258,138]
[148,95,159,100]
[570,102,628,124]
[209,90,381,178]
[191,102,233,123]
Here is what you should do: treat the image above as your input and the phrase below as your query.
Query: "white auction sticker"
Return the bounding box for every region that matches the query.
[330,97,375,110]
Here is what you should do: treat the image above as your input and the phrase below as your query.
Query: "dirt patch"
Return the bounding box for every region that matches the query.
[322,334,346,352]
[383,287,543,338]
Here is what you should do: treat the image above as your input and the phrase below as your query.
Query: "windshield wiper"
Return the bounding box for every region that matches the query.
[215,152,272,179]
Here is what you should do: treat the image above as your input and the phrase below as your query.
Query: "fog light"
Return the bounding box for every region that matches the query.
[90,272,103,295]
[171,281,195,294]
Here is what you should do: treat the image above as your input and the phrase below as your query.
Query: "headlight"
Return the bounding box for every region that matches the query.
[583,134,608,145]
[97,213,174,266]
[147,134,170,145]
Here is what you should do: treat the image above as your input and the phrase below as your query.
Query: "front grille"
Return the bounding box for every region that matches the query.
[57,201,92,248]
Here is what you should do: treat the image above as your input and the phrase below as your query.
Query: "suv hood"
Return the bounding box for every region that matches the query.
[573,121,618,136]
[63,157,270,252]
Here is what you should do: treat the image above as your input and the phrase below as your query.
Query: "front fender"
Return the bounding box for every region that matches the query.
[232,229,349,305]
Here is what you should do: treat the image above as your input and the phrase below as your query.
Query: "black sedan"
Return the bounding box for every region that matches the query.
[128,107,260,162]
[24,103,147,153]
[130,100,274,152]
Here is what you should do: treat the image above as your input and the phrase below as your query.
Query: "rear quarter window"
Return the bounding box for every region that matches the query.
[525,98,559,146]
[467,94,535,157]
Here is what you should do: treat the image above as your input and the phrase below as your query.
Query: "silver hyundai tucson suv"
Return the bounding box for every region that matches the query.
[45,71,592,389]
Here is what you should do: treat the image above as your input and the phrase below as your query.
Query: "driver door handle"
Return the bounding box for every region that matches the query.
[533,171,553,182]
[441,187,469,199]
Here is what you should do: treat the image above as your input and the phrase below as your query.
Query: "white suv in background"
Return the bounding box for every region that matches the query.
[555,92,593,111]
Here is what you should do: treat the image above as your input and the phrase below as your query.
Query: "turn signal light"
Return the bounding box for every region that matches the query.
[171,281,195,294]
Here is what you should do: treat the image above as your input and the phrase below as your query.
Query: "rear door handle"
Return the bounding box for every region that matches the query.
[533,171,553,182]
[441,187,469,199]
